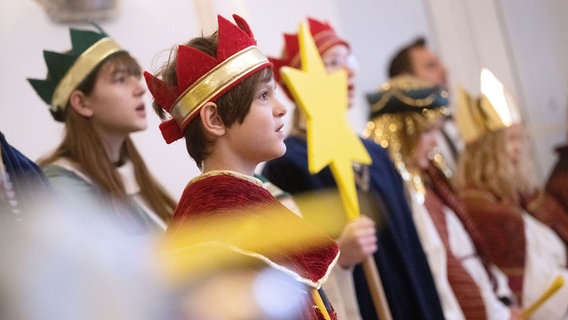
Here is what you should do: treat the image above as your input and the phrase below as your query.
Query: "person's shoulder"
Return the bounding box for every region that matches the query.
[360,137,388,154]
[1,133,43,172]
[43,161,95,190]
[360,137,395,165]
[459,188,498,205]
[43,163,74,179]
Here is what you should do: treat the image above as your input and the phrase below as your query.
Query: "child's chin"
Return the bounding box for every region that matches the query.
[271,145,287,159]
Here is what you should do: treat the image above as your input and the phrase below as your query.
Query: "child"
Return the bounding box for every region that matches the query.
[365,74,521,320]
[145,14,339,320]
[262,17,445,320]
[455,69,568,320]
[28,25,175,235]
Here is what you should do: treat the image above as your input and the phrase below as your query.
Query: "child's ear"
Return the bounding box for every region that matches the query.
[68,90,94,118]
[200,102,225,136]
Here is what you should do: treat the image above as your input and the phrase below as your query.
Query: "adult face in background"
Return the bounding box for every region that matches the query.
[409,46,449,90]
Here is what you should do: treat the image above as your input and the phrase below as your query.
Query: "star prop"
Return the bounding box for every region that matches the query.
[280,23,371,221]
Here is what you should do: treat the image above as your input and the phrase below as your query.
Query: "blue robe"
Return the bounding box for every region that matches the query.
[262,135,445,320]
[1,132,50,220]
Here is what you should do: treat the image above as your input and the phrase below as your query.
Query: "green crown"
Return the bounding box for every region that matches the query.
[28,24,125,120]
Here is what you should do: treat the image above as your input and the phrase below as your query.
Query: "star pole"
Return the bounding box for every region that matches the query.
[280,22,392,320]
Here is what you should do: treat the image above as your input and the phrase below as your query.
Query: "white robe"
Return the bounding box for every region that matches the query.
[522,213,568,320]
[408,186,511,320]
[323,265,362,320]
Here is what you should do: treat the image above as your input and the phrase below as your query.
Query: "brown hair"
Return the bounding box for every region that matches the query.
[39,53,176,222]
[388,37,426,78]
[152,32,273,169]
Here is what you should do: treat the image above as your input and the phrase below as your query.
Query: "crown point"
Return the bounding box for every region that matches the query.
[217,14,257,60]
[144,71,178,112]
[268,57,288,86]
[283,34,299,60]
[231,14,254,38]
[176,45,217,90]
[145,14,270,144]
[70,28,105,54]
[29,24,124,120]
[28,79,54,106]
[43,51,75,81]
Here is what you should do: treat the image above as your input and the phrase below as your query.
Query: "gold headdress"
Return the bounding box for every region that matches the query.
[363,75,450,201]
[456,68,522,144]
[364,75,449,157]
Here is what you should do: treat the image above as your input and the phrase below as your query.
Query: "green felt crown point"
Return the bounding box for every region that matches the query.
[43,51,75,81]
[27,78,54,106]
[28,23,125,121]
[70,28,107,54]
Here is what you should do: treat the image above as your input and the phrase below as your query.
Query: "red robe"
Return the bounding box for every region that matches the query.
[459,189,526,303]
[424,164,488,320]
[523,189,568,246]
[165,171,339,320]
[541,144,568,243]
[546,145,568,212]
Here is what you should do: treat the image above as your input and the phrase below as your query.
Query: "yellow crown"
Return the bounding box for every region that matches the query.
[456,68,522,143]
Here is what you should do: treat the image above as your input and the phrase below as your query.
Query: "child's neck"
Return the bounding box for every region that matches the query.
[95,130,127,164]
[201,160,256,177]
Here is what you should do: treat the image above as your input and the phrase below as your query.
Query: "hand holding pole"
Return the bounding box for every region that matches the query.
[281,22,392,320]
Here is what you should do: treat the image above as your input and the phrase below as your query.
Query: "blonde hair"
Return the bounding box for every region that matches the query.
[455,127,534,202]
[365,111,445,170]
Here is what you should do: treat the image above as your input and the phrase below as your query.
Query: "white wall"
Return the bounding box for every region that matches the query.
[424,0,568,182]
[497,0,568,180]
[2,0,565,199]
[0,0,201,200]
[0,0,428,199]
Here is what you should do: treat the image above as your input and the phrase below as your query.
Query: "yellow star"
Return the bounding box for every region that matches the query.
[280,23,371,221]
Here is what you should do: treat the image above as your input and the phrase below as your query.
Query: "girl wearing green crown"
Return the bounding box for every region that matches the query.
[28,25,175,235]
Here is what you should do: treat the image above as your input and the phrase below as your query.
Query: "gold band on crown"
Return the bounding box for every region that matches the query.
[51,38,123,111]
[171,46,269,127]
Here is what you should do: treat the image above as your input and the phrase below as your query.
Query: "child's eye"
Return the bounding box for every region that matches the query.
[259,91,269,100]
[324,58,339,68]
[113,72,128,83]
[113,75,126,83]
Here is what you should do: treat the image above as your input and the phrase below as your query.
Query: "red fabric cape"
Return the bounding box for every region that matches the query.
[166,171,339,288]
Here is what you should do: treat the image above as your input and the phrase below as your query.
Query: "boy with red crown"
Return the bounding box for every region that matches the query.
[145,14,339,319]
[262,17,446,320]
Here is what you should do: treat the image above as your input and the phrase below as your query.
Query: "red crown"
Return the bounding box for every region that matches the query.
[144,14,271,144]
[270,17,350,91]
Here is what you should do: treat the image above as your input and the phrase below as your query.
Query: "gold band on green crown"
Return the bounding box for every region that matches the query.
[51,38,123,111]
[171,46,269,127]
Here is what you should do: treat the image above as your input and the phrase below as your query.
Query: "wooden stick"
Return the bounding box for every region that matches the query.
[280,23,393,320]
[521,275,564,318]
[311,288,332,320]
[362,257,393,320]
